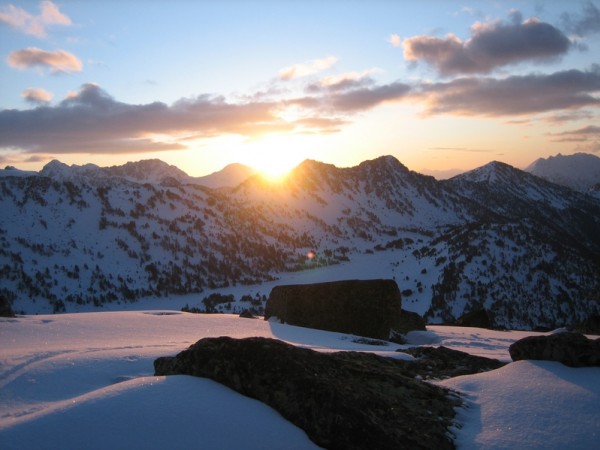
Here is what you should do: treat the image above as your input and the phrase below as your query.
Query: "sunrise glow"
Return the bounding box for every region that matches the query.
[0,1,599,176]
[243,135,308,181]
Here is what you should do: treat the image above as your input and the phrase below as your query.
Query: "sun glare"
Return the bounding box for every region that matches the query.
[244,135,308,181]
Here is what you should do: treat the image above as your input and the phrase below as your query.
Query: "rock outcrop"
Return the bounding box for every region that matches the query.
[395,309,427,334]
[264,279,404,340]
[155,336,459,450]
[455,308,494,329]
[0,295,15,318]
[509,332,600,367]
[402,346,505,379]
[573,315,600,335]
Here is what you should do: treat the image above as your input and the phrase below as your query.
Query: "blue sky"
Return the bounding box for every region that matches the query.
[1,1,599,177]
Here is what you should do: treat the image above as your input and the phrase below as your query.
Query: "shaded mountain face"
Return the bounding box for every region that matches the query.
[525,153,600,196]
[1,155,599,329]
[195,163,257,189]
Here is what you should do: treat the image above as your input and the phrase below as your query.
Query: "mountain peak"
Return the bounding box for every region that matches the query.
[40,160,102,180]
[451,160,518,184]
[525,153,600,193]
[106,159,190,184]
[195,163,257,188]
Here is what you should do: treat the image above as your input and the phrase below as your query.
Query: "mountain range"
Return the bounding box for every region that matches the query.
[1,154,599,330]
[525,152,600,195]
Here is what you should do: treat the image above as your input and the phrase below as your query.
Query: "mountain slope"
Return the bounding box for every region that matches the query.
[1,156,599,329]
[424,162,600,327]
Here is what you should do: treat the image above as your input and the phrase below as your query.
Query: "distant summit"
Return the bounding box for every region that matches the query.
[525,153,600,195]
[195,163,257,188]
[37,159,257,188]
[40,159,191,185]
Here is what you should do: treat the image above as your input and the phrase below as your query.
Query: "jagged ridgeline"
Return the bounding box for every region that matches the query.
[1,156,599,329]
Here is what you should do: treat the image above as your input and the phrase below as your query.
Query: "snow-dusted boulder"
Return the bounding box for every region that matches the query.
[264,279,402,340]
[154,336,457,450]
[455,308,494,329]
[509,332,600,367]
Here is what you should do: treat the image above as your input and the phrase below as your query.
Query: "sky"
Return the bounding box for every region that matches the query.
[1,0,599,178]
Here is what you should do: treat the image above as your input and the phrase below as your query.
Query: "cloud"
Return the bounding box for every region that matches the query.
[305,70,377,93]
[278,56,338,80]
[330,81,411,111]
[388,33,402,48]
[544,110,597,123]
[21,87,53,104]
[558,124,600,135]
[547,125,600,143]
[0,83,338,155]
[403,14,572,75]
[0,1,71,38]
[428,147,494,153]
[560,1,600,36]
[415,67,600,116]
[291,80,411,113]
[291,117,348,134]
[8,47,83,73]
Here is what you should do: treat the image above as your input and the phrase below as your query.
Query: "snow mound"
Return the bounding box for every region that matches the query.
[440,360,600,450]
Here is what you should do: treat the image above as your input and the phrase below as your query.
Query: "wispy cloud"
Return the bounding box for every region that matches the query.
[428,147,494,153]
[306,69,378,93]
[278,56,338,80]
[8,47,83,74]
[0,1,71,38]
[547,125,600,144]
[403,13,572,76]
[21,87,53,104]
[560,1,600,37]
[388,33,402,48]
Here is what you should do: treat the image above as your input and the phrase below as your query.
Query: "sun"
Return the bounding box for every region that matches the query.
[244,135,308,181]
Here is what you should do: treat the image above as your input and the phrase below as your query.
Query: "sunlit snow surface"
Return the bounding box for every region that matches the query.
[1,313,598,449]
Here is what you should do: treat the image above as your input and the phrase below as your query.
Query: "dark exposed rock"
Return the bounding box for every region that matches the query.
[0,295,15,318]
[401,346,505,379]
[395,309,427,334]
[238,309,257,319]
[509,332,600,367]
[154,336,459,450]
[572,315,600,335]
[264,279,403,340]
[455,308,493,329]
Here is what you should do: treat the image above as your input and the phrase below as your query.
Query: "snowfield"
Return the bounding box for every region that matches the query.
[1,312,598,450]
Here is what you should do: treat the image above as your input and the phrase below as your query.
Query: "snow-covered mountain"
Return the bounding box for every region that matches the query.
[38,159,256,188]
[39,159,194,185]
[525,153,600,196]
[195,163,257,189]
[1,155,599,329]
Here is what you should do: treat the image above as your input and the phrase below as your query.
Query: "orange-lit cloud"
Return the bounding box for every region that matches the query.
[388,33,402,48]
[306,69,378,93]
[0,1,71,38]
[21,87,53,104]
[403,13,571,75]
[0,83,338,155]
[8,47,82,73]
[279,56,338,80]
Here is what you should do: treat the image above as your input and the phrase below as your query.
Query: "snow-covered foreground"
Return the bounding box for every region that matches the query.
[1,312,598,449]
